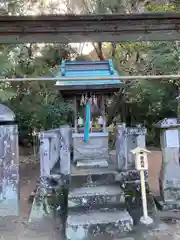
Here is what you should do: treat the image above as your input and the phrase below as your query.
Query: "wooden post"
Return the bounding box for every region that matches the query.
[140,169,148,220]
[131,147,153,225]
[101,95,106,132]
[74,96,77,133]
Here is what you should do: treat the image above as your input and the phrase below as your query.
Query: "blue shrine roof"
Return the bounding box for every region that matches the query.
[55,59,122,90]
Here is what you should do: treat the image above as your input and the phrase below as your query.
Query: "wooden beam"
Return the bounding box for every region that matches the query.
[0,13,179,43]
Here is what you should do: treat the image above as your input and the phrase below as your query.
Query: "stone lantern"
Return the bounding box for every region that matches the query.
[155,118,180,208]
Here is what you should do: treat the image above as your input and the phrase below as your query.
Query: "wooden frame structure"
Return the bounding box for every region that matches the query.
[56,59,121,137]
[0,12,179,43]
[0,12,179,126]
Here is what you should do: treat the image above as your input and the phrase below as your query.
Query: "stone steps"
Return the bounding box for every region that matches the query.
[70,170,116,188]
[68,203,125,213]
[68,185,125,209]
[76,159,109,168]
[66,209,133,239]
[69,185,123,198]
[67,161,134,239]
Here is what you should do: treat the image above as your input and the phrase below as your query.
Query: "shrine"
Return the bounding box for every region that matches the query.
[0,11,179,240]
[31,59,156,240]
[56,59,122,168]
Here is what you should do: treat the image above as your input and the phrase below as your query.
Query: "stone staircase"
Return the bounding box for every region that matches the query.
[66,163,133,239]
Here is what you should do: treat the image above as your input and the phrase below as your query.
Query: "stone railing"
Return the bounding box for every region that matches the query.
[39,129,60,177]
[59,126,71,176]
[116,123,147,171]
[39,126,71,178]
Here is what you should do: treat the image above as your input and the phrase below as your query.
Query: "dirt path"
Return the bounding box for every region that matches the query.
[110,149,162,196]
[19,154,40,221]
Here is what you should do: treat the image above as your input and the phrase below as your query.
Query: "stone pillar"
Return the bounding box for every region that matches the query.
[126,126,147,168]
[0,104,19,229]
[155,118,180,207]
[49,133,60,170]
[59,125,72,151]
[59,125,71,176]
[116,123,128,170]
[136,134,146,148]
[39,134,50,177]
[116,124,147,171]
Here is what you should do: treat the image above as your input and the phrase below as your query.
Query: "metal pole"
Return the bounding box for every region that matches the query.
[1,75,180,82]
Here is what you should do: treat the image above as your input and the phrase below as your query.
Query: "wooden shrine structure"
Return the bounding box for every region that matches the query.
[56,59,122,167]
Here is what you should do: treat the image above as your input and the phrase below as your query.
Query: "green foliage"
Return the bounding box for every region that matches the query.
[111,39,179,146]
[146,3,176,12]
[5,44,76,144]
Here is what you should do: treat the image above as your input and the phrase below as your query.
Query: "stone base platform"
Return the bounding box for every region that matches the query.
[66,209,133,240]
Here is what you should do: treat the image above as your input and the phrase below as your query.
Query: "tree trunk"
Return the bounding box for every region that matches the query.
[92,42,105,60]
[106,88,124,126]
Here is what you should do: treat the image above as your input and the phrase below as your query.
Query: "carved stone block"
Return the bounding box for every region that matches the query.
[73,133,109,162]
